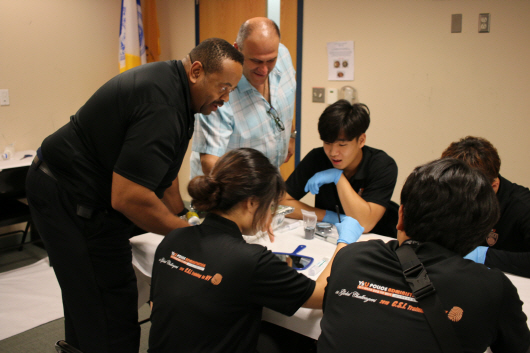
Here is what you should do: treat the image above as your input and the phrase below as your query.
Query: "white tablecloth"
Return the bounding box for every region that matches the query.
[130,220,530,341]
[131,220,395,339]
[0,150,35,171]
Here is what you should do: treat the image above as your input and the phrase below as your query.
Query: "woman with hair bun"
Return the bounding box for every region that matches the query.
[148,148,364,353]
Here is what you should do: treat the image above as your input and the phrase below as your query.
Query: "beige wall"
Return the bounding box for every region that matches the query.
[2,0,529,206]
[0,0,121,151]
[301,0,530,202]
[0,0,195,199]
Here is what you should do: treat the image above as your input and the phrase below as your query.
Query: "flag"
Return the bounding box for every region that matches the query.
[119,0,146,73]
[143,0,160,63]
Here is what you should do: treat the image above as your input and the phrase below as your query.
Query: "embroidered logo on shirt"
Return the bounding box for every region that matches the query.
[486,229,498,246]
[447,306,464,322]
[167,252,216,282]
[338,282,424,314]
[170,252,206,271]
[211,273,223,285]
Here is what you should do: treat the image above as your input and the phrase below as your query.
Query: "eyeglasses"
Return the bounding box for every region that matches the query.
[219,85,236,95]
[267,106,285,132]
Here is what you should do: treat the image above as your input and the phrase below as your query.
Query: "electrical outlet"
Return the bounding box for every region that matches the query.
[312,87,325,103]
[479,13,490,33]
[0,89,9,106]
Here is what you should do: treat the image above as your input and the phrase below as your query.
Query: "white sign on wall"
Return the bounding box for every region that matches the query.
[327,41,354,81]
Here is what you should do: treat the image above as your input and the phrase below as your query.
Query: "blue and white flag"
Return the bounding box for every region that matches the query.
[119,0,146,73]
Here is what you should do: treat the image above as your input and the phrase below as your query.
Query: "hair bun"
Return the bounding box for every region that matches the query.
[188,175,221,212]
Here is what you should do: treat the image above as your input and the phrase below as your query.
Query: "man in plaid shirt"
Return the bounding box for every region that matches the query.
[191,17,297,178]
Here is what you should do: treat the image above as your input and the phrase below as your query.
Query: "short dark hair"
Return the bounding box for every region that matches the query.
[235,18,280,49]
[188,148,285,233]
[400,158,499,256]
[318,100,370,143]
[189,38,244,74]
[441,136,501,184]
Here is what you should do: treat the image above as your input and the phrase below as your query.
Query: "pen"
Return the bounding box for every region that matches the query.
[308,257,330,276]
[335,205,341,223]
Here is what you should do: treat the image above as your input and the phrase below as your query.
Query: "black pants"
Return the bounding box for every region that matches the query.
[26,163,140,353]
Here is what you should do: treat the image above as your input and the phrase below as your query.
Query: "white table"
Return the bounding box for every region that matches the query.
[130,219,395,339]
[130,219,530,342]
[0,150,35,171]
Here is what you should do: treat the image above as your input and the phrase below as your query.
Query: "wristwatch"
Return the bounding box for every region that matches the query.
[290,130,297,139]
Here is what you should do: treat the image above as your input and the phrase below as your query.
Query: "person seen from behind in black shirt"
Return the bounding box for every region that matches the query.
[149,148,363,353]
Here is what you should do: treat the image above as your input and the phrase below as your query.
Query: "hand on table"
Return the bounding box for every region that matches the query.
[335,216,364,245]
[304,168,343,195]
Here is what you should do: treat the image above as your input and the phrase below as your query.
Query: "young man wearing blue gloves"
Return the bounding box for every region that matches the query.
[281,100,398,237]
[442,136,530,278]
[318,158,530,352]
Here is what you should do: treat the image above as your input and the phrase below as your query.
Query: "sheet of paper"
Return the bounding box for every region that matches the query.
[327,41,354,81]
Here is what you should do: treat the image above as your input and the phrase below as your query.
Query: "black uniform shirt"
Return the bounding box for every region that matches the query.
[486,175,530,252]
[41,60,194,208]
[318,240,530,353]
[285,146,398,236]
[148,213,316,353]
[481,175,530,277]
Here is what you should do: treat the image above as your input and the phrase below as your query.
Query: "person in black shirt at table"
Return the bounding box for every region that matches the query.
[442,136,530,278]
[25,38,244,353]
[318,158,530,353]
[282,100,398,237]
[148,148,363,353]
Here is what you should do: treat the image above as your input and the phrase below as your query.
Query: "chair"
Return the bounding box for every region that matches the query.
[0,165,34,251]
[55,340,84,353]
[0,198,32,251]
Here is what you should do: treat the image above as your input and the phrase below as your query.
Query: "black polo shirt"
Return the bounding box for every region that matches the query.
[285,146,398,236]
[148,213,315,353]
[481,175,530,277]
[41,60,194,209]
[486,175,530,252]
[318,240,530,353]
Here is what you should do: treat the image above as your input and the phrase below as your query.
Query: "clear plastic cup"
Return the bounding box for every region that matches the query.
[301,210,317,240]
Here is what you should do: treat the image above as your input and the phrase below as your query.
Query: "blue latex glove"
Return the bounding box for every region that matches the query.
[335,216,364,245]
[323,210,346,224]
[464,246,489,264]
[304,168,343,195]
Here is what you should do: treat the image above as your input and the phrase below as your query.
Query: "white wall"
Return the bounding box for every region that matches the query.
[301,0,530,201]
[2,0,529,206]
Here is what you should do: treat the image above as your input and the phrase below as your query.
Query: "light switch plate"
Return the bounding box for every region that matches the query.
[451,14,462,33]
[312,87,325,103]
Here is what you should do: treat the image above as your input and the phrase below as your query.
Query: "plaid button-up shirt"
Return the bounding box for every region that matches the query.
[190,43,296,178]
